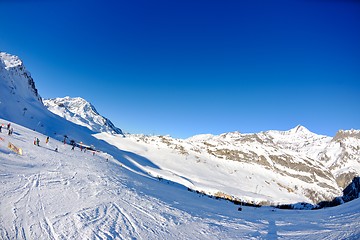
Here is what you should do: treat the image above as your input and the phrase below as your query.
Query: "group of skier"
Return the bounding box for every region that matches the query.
[69,140,95,155]
[33,134,96,155]
[1,122,96,156]
[33,136,50,146]
[0,123,14,136]
[33,137,40,146]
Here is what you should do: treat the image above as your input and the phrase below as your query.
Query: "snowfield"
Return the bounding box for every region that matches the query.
[1,120,360,239]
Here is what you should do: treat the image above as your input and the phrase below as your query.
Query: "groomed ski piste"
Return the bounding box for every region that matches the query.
[1,119,360,240]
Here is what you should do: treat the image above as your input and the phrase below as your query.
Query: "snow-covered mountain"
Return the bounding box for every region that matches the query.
[0,52,92,147]
[95,126,360,206]
[0,52,122,139]
[0,52,44,123]
[0,52,41,103]
[44,96,123,135]
[1,51,359,207]
[1,51,360,238]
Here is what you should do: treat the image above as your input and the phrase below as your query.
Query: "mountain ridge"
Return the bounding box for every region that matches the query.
[112,124,359,205]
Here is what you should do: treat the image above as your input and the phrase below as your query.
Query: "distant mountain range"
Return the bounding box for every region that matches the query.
[111,125,359,205]
[1,51,359,207]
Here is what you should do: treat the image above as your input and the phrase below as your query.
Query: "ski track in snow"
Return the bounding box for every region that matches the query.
[1,121,360,239]
[10,173,57,240]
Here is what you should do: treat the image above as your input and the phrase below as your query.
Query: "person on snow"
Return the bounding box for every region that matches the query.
[36,138,40,146]
[0,125,2,132]
[46,136,49,144]
[63,135,68,144]
[34,137,37,145]
[7,123,10,130]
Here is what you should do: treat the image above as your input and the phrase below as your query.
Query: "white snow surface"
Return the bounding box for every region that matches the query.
[1,51,360,239]
[1,120,360,239]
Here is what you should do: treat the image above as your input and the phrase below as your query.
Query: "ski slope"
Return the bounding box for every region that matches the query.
[1,119,360,239]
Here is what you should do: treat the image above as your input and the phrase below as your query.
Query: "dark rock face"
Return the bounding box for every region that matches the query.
[343,177,360,203]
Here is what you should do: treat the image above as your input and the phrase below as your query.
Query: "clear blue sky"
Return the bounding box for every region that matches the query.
[1,0,360,138]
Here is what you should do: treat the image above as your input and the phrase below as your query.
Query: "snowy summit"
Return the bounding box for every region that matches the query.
[0,52,23,69]
[44,96,123,135]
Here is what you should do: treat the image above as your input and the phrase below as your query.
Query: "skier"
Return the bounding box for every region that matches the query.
[7,123,10,130]
[55,147,58,152]
[46,136,49,144]
[0,125,2,132]
[36,138,40,146]
[34,137,37,145]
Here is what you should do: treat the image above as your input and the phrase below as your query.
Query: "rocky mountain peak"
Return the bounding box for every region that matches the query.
[43,96,123,135]
[289,125,311,134]
[0,52,42,103]
[0,52,23,69]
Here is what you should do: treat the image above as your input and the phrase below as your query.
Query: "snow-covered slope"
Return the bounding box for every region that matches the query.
[44,96,123,135]
[94,125,360,206]
[0,52,43,124]
[1,119,360,239]
[319,129,360,188]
